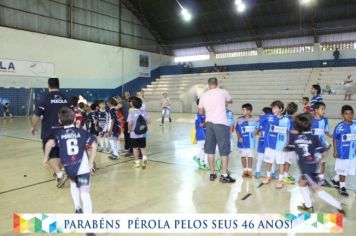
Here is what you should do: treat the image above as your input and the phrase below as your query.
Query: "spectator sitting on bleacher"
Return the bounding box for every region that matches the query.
[322,84,336,95]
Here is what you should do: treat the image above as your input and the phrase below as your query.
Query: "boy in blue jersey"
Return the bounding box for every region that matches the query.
[255,107,272,179]
[107,98,120,160]
[236,103,259,178]
[310,84,323,110]
[331,105,356,197]
[261,100,291,189]
[283,102,298,185]
[312,102,332,187]
[44,107,97,220]
[287,113,344,214]
[193,99,208,170]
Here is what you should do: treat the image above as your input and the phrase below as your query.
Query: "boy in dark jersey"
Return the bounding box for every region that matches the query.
[96,100,110,152]
[88,102,99,135]
[44,107,97,221]
[287,113,344,214]
[107,97,120,160]
[31,78,70,188]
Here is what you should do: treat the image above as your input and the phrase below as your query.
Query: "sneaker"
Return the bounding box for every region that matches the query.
[86,233,96,236]
[339,187,349,197]
[297,204,314,213]
[254,172,261,179]
[193,156,200,166]
[131,162,141,168]
[271,172,276,179]
[219,175,236,183]
[199,165,209,171]
[338,204,347,216]
[108,154,119,160]
[215,159,222,171]
[276,180,284,189]
[75,209,83,214]
[142,159,148,169]
[263,176,271,184]
[56,173,68,188]
[283,176,295,184]
[321,179,332,187]
[210,173,217,181]
[124,152,134,158]
[97,147,104,152]
[331,179,340,188]
[288,175,296,181]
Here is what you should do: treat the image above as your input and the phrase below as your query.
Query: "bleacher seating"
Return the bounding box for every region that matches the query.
[143,67,356,118]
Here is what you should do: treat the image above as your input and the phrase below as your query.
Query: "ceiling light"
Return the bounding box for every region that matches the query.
[237,3,246,13]
[181,8,192,22]
[300,0,312,5]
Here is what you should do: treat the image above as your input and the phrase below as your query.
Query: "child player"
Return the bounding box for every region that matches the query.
[255,107,272,179]
[311,102,332,187]
[310,84,323,110]
[96,100,110,152]
[287,112,345,214]
[88,102,99,137]
[127,97,149,169]
[193,99,208,170]
[302,97,311,112]
[283,102,298,185]
[107,98,120,160]
[331,105,356,197]
[236,103,258,178]
[262,100,291,189]
[44,107,98,223]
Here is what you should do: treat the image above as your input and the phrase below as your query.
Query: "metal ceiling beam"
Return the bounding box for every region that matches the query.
[119,0,172,55]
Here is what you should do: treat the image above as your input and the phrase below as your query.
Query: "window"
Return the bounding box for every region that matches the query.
[320,41,356,51]
[215,49,258,59]
[174,54,210,63]
[263,45,314,55]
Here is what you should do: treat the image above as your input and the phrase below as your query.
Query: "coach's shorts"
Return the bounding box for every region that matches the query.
[204,123,230,156]
[131,138,146,148]
[298,161,320,187]
[71,173,91,188]
[335,158,356,176]
[42,141,59,160]
[239,148,254,158]
[285,151,297,164]
[264,148,285,165]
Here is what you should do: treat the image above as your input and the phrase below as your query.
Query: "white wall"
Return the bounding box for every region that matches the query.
[0,26,172,88]
[191,44,356,68]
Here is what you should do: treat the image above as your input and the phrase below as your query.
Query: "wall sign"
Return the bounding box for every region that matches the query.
[0,58,54,77]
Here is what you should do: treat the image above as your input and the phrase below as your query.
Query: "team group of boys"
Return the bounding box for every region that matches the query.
[194,84,355,214]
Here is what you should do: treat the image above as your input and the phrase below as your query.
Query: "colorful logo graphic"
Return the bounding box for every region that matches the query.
[13,213,61,233]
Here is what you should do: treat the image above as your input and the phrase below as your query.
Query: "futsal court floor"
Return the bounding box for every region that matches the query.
[0,112,355,236]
